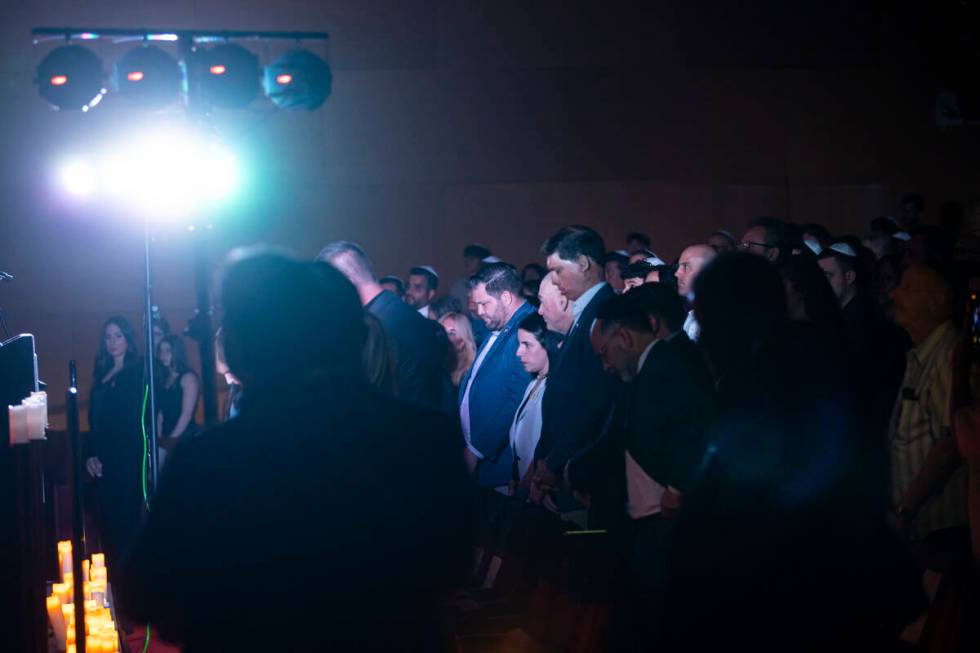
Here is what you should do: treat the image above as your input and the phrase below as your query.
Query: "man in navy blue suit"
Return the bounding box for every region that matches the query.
[532,226,620,511]
[460,262,535,491]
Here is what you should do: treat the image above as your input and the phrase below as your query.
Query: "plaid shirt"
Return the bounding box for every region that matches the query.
[890,321,968,541]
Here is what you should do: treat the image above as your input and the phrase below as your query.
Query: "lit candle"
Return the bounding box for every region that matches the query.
[82,559,90,583]
[61,604,74,641]
[59,541,73,581]
[63,572,74,602]
[91,567,108,584]
[91,553,105,569]
[46,595,67,646]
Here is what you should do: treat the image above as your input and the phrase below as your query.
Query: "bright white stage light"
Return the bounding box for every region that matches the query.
[55,126,242,220]
[58,160,96,197]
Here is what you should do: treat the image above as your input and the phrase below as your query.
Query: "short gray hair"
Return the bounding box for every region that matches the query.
[317,241,376,284]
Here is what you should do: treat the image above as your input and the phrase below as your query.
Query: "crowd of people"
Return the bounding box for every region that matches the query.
[79,192,980,651]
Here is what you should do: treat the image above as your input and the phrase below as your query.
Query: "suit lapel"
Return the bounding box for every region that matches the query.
[459,302,532,405]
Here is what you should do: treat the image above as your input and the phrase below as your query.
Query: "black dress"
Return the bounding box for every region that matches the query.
[87,362,145,569]
[157,372,199,438]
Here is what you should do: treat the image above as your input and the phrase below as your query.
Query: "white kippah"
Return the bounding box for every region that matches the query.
[644,255,666,267]
[417,265,439,279]
[828,242,857,257]
[482,256,502,264]
[803,238,822,256]
[614,249,630,257]
[893,231,911,242]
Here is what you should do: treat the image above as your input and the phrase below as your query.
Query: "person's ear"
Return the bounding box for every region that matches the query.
[648,316,662,338]
[577,255,591,274]
[616,326,632,349]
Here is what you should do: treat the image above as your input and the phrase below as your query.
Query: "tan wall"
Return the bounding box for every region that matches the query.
[0,2,974,427]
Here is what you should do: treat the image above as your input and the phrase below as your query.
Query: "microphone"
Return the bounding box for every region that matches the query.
[0,271,12,281]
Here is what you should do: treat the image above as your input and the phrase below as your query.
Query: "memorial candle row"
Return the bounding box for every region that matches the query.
[47,540,120,653]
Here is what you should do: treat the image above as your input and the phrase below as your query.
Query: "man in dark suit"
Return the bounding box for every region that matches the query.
[531,226,620,510]
[119,249,470,652]
[318,241,452,412]
[568,284,714,646]
[459,262,535,490]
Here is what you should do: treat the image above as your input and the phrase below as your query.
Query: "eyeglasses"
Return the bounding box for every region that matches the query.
[739,241,773,251]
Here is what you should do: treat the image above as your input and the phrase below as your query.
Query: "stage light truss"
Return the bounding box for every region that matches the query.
[32,27,332,112]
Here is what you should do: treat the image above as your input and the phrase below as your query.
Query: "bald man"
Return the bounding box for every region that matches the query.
[889,265,968,553]
[537,272,575,336]
[675,244,717,341]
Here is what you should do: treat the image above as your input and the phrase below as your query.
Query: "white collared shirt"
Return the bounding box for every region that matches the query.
[683,310,700,342]
[417,305,431,319]
[571,282,606,328]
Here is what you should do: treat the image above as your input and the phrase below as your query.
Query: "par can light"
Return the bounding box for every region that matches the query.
[264,49,332,110]
[37,45,106,111]
[200,44,260,108]
[114,45,181,109]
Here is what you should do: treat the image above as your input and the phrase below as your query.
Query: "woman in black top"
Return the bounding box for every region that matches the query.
[85,316,145,569]
[155,335,200,461]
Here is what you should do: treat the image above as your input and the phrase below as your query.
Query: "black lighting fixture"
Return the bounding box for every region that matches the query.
[36,45,106,111]
[200,43,261,109]
[264,49,333,110]
[114,45,181,110]
[33,28,331,112]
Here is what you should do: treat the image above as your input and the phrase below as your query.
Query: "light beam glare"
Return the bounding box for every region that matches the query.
[55,126,243,221]
[58,161,96,197]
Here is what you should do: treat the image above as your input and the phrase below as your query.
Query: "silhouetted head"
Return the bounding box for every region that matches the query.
[694,252,787,378]
[219,248,366,393]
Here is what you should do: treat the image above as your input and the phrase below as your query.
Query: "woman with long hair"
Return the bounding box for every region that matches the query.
[85,316,145,570]
[509,312,560,490]
[155,334,200,462]
[439,312,477,388]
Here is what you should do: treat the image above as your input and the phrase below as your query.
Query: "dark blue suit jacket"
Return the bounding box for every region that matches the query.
[458,302,535,487]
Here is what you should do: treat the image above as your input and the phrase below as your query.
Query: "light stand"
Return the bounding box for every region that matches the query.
[143,220,160,492]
